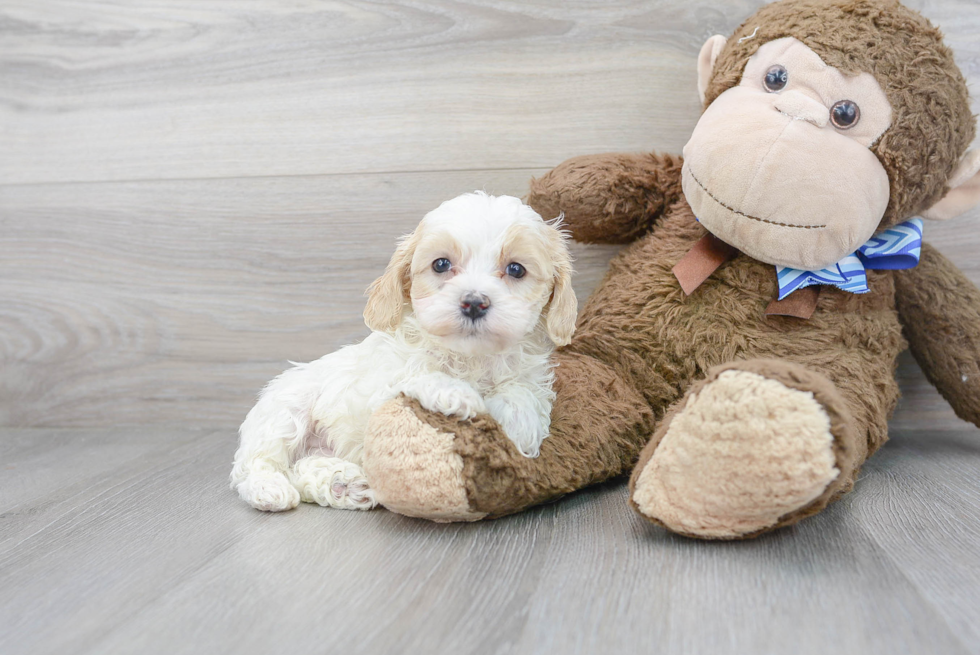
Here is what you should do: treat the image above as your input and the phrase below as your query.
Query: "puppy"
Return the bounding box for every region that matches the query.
[230,192,577,512]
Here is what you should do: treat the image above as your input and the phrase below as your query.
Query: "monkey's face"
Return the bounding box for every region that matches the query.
[682,37,894,270]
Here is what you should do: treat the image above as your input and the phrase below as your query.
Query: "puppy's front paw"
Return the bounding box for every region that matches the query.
[410,379,486,420]
[486,396,549,458]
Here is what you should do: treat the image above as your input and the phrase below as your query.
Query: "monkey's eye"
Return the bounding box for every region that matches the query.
[830,100,860,129]
[763,65,788,92]
[432,258,452,273]
[505,262,526,279]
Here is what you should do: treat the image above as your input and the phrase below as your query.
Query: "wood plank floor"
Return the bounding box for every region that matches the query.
[3,1,980,653]
[2,0,979,428]
[1,426,979,655]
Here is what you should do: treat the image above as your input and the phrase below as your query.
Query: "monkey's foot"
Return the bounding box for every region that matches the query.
[362,396,488,522]
[629,360,862,539]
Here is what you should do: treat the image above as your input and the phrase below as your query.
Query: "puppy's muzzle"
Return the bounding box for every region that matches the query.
[460,292,490,320]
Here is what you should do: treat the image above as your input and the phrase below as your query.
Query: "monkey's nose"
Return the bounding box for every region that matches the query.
[773,90,829,128]
[460,293,490,320]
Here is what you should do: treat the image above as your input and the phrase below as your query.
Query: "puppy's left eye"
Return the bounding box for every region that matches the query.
[432,258,452,273]
[505,262,526,279]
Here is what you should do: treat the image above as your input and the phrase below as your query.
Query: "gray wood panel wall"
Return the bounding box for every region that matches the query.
[2,0,979,429]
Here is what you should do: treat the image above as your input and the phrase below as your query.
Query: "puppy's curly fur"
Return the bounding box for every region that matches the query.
[230,192,576,512]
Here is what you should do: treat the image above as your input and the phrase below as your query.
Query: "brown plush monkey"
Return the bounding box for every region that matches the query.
[361,0,980,539]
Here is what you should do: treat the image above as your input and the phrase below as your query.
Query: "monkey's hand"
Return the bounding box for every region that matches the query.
[527,152,684,245]
[895,242,980,427]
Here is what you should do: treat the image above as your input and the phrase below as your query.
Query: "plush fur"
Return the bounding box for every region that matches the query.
[630,369,840,539]
[528,152,685,245]
[894,244,980,426]
[358,0,980,539]
[230,192,575,512]
[628,359,866,539]
[363,398,487,522]
[704,0,975,226]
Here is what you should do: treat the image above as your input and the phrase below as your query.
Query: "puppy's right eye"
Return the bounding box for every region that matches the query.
[432,258,452,273]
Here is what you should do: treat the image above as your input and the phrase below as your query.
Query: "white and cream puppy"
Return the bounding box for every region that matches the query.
[231,192,577,512]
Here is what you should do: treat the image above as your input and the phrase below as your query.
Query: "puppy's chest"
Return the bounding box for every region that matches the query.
[437,353,536,392]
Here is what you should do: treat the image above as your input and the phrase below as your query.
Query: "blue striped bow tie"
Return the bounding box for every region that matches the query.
[776,218,923,301]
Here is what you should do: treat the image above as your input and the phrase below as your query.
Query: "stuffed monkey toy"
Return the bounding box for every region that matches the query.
[361,0,980,538]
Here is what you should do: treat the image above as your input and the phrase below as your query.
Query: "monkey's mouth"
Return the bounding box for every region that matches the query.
[688,168,827,230]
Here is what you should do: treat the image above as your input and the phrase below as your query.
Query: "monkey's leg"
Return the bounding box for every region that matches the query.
[361,350,656,521]
[629,359,874,540]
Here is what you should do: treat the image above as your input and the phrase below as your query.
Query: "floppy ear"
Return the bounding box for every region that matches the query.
[545,242,578,347]
[922,149,980,221]
[697,34,728,105]
[364,230,419,333]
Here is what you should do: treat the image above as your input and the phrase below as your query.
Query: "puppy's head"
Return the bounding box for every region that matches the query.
[364,192,576,355]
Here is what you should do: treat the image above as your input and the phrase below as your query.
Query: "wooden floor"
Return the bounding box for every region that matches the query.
[2,1,980,653]
[1,426,979,654]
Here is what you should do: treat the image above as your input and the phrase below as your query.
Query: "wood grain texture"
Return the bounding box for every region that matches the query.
[3,3,980,653]
[0,0,722,184]
[1,426,979,655]
[2,172,976,428]
[2,0,980,428]
[1,0,976,185]
[0,171,623,426]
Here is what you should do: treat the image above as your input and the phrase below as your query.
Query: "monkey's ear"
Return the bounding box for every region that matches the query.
[697,35,728,105]
[922,150,980,221]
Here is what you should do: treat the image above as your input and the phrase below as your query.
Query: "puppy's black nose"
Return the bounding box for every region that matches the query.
[460,293,490,320]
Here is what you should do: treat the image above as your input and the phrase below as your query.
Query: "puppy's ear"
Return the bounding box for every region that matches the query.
[364,230,419,333]
[545,229,577,347]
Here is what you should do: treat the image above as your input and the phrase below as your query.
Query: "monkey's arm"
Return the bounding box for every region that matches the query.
[894,243,980,427]
[527,152,684,244]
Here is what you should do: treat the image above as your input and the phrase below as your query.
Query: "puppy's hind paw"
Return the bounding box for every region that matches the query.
[291,456,377,511]
[236,471,301,512]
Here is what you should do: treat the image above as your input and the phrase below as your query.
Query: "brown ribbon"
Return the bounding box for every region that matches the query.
[764,286,821,319]
[671,233,738,295]
[672,234,821,319]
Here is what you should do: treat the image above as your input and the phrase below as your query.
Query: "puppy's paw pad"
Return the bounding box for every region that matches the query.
[237,472,300,512]
[292,457,377,511]
[345,477,376,509]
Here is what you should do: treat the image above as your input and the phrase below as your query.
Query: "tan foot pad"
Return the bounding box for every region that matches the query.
[362,397,487,523]
[632,370,840,539]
